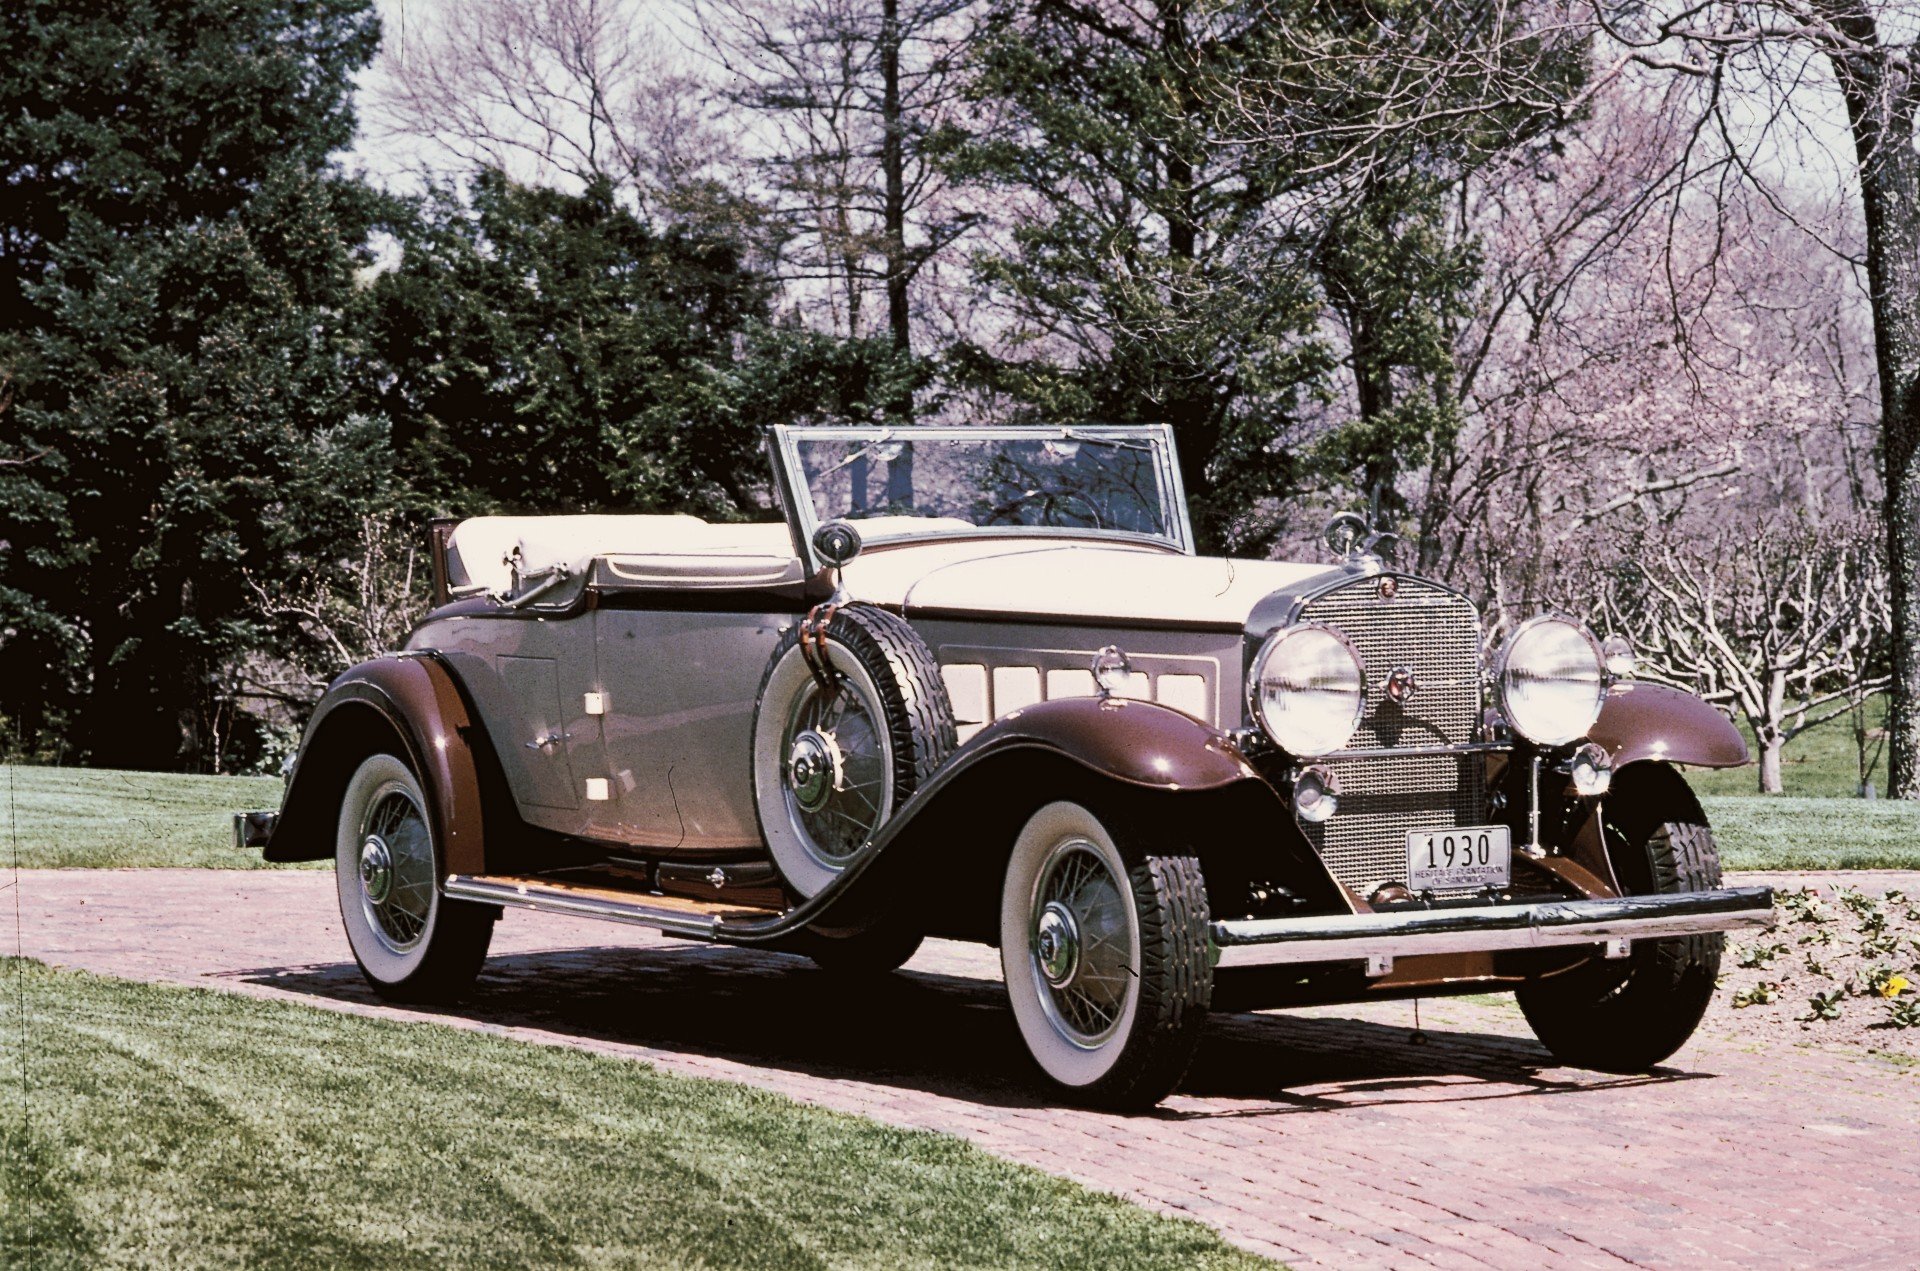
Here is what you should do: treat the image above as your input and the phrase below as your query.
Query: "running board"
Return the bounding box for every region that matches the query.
[442,874,778,940]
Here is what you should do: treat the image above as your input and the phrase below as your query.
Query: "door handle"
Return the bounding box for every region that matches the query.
[525,731,569,751]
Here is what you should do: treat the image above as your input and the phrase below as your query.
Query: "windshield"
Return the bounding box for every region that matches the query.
[771,425,1192,559]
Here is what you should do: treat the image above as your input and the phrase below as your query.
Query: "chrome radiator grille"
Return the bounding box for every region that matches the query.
[1303,753,1489,897]
[1302,576,1481,750]
[1296,576,1488,897]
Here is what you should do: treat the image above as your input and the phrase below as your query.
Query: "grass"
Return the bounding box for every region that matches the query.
[1702,796,1920,871]
[0,958,1269,1270]
[1,764,303,869]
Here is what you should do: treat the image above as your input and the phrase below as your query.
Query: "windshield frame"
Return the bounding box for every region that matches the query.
[766,424,1196,571]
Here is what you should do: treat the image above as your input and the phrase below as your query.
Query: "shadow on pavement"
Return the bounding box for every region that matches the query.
[234,942,1707,1114]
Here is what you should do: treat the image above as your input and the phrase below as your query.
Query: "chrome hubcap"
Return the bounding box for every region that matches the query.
[782,668,890,866]
[1034,902,1081,987]
[786,729,839,813]
[1031,839,1134,1047]
[359,835,394,905]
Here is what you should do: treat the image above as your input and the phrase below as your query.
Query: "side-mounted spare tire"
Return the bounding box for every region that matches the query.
[751,604,958,897]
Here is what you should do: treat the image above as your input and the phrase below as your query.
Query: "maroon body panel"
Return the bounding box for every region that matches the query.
[266,653,489,874]
[956,695,1261,790]
[1591,682,1749,770]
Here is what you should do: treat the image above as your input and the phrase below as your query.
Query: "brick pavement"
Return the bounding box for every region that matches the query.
[10,867,1919,1270]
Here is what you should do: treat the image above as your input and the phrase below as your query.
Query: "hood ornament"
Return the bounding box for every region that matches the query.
[1323,513,1400,573]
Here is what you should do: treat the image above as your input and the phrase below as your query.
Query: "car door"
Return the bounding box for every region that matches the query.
[592,604,789,857]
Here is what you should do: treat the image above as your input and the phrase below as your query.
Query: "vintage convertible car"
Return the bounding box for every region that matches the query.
[239,424,1774,1107]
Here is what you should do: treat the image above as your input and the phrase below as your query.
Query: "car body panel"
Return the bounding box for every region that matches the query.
[1592,681,1750,770]
[265,653,489,875]
[843,539,1328,630]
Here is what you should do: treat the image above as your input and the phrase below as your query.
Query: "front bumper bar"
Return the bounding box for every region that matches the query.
[1210,886,1774,971]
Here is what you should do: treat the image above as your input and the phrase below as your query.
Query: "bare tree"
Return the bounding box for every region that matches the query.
[1573,3,1920,793]
[693,0,977,351]
[370,0,736,224]
[1607,515,1890,792]
[241,516,430,708]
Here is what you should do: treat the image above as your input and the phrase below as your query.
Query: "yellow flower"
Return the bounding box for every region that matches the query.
[1882,974,1911,999]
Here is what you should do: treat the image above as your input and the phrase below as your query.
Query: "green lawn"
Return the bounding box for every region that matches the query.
[1,764,301,869]
[1702,796,1920,871]
[1,958,1267,1270]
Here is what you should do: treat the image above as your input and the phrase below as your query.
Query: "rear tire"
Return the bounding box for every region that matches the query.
[335,752,495,1003]
[1517,765,1722,1072]
[999,800,1211,1109]
[800,920,925,976]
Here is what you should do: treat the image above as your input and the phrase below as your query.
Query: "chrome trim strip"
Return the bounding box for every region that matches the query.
[443,875,721,939]
[1210,886,1774,969]
[1318,741,1510,760]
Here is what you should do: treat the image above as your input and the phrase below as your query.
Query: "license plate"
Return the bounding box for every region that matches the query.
[1406,826,1511,892]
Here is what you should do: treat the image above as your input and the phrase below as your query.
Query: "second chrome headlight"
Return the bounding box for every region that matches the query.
[1497,616,1607,747]
[1250,624,1365,756]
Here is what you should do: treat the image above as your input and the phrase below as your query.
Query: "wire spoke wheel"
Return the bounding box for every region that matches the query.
[782,670,893,866]
[356,782,436,952]
[335,751,494,1003]
[1031,839,1135,1046]
[1000,801,1212,1108]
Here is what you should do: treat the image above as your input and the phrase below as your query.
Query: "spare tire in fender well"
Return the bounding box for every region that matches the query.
[265,653,493,873]
[804,700,1348,942]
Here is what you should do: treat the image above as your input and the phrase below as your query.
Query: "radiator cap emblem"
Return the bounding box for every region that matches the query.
[1377,575,1398,600]
[1385,665,1419,704]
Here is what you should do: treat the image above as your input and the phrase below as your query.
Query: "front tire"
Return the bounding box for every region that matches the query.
[999,801,1211,1109]
[336,752,495,1003]
[1517,765,1722,1072]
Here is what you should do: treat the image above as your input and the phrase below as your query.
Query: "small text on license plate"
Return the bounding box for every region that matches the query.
[1406,826,1511,892]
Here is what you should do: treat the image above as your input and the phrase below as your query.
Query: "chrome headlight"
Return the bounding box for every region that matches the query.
[1497,616,1606,747]
[1250,625,1365,756]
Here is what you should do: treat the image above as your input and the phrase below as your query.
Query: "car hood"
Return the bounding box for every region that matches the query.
[842,540,1335,630]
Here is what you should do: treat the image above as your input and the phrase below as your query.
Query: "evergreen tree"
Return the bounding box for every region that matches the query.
[356,173,777,519]
[0,0,383,768]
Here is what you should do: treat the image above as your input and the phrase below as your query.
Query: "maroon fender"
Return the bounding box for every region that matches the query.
[1590,682,1749,770]
[814,694,1350,938]
[953,694,1262,791]
[265,653,489,873]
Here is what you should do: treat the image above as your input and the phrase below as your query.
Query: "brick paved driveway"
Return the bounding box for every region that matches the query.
[12,868,1919,1270]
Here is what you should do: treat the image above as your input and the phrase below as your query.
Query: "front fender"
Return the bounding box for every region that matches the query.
[806,697,1349,940]
[958,695,1262,790]
[265,653,489,872]
[1590,682,1749,770]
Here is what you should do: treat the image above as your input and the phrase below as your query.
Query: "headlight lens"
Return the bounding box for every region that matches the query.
[1251,625,1365,756]
[1498,617,1606,747]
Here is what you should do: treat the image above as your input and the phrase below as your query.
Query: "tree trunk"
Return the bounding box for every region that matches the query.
[1758,733,1784,794]
[880,0,909,356]
[1819,2,1920,796]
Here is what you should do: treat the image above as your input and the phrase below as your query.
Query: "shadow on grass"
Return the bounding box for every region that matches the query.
[233,942,1708,1116]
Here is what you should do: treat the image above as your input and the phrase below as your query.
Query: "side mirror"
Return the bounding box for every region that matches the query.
[812,520,863,568]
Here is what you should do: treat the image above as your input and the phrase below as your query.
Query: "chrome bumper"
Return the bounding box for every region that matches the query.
[233,810,279,852]
[1210,886,1774,972]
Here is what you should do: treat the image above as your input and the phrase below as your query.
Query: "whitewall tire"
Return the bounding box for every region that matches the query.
[335,752,494,1001]
[999,800,1212,1108]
